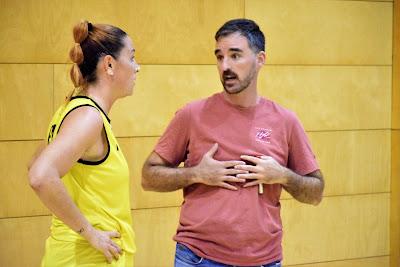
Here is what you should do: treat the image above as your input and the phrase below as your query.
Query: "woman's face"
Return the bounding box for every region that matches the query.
[114,36,139,97]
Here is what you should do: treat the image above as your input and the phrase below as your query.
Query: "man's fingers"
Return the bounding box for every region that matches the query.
[237,173,262,180]
[225,168,248,176]
[223,176,246,183]
[243,180,261,188]
[222,160,246,168]
[219,182,238,190]
[240,155,261,164]
[205,143,219,158]
[234,165,259,173]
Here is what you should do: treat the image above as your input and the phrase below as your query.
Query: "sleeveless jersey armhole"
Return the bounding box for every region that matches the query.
[56,104,110,166]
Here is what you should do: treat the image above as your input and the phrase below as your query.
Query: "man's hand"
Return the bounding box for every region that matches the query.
[193,144,248,190]
[235,155,324,205]
[235,155,286,187]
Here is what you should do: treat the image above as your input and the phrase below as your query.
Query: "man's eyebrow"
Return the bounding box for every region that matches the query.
[229,48,243,52]
[214,48,243,55]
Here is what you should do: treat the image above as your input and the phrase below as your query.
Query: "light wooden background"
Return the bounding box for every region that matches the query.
[0,0,398,266]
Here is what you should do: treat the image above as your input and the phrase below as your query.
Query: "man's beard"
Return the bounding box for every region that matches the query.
[221,66,256,95]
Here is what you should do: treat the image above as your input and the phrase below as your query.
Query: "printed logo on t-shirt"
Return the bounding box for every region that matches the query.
[255,128,272,143]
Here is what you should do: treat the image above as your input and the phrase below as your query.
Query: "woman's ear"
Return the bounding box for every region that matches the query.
[102,55,115,76]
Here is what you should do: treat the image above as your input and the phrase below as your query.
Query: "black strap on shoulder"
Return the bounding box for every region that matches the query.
[70,96,111,123]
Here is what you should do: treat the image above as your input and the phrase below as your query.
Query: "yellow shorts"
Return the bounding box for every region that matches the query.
[41,236,134,267]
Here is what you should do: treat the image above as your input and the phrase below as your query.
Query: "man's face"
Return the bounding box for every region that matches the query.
[214,33,259,94]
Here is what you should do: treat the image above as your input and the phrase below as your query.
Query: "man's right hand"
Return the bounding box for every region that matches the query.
[192,143,248,190]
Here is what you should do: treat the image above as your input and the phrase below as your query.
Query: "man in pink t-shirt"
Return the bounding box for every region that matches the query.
[142,19,324,267]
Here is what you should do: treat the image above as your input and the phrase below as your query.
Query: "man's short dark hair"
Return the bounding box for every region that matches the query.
[215,18,265,53]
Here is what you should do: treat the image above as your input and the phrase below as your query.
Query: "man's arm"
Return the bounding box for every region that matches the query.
[141,152,198,192]
[236,155,324,205]
[281,169,324,205]
[142,144,248,192]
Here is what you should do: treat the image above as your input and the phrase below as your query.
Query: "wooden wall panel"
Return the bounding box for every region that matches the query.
[0,141,49,218]
[391,1,399,265]
[118,137,183,210]
[281,130,390,199]
[259,66,391,131]
[0,194,390,267]
[286,256,389,267]
[282,194,390,265]
[245,0,392,65]
[132,207,180,267]
[53,64,72,110]
[110,65,221,137]
[391,130,400,267]
[0,1,394,267]
[0,216,51,267]
[55,65,392,136]
[54,64,221,137]
[393,0,400,130]
[0,0,243,64]
[0,64,53,140]
[309,130,390,196]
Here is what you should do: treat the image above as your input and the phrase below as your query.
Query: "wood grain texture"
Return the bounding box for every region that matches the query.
[132,207,180,267]
[0,0,243,64]
[245,0,392,65]
[54,65,392,136]
[282,194,390,265]
[391,130,400,267]
[392,0,400,130]
[118,137,183,210]
[259,66,391,131]
[0,216,51,267]
[0,141,50,218]
[285,256,389,267]
[0,64,53,140]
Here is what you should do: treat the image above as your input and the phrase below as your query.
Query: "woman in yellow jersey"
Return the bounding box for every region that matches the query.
[28,20,139,266]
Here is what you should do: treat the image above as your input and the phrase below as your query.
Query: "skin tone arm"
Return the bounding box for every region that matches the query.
[27,141,46,170]
[142,143,249,192]
[28,107,122,263]
[235,155,324,205]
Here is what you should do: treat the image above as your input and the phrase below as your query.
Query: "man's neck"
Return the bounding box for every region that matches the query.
[222,86,260,108]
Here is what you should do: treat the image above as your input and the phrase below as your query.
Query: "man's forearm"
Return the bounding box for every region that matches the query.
[282,169,324,205]
[142,164,198,192]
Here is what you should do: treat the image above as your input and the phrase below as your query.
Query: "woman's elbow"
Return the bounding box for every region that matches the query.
[28,166,50,191]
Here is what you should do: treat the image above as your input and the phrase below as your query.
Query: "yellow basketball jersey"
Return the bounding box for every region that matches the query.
[45,96,135,254]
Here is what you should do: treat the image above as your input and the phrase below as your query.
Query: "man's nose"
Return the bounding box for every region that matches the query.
[221,58,230,71]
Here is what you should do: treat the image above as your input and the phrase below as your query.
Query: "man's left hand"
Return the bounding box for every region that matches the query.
[235,155,287,187]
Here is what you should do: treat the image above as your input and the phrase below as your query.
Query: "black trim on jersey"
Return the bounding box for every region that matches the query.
[70,96,111,123]
[56,104,111,166]
[78,124,110,165]
[47,124,56,143]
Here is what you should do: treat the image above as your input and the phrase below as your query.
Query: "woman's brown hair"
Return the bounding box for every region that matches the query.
[67,20,127,101]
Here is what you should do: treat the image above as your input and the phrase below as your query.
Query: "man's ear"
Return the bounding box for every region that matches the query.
[257,51,266,66]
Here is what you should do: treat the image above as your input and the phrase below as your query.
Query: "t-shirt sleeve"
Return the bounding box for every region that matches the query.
[287,112,319,175]
[154,105,191,166]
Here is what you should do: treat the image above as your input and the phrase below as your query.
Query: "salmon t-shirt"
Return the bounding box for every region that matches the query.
[155,92,319,265]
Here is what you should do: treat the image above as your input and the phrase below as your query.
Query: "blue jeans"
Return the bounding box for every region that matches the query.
[174,243,282,267]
